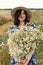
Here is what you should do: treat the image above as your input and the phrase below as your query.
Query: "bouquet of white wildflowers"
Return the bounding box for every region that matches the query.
[7,23,43,62]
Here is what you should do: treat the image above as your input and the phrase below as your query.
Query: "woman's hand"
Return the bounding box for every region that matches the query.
[16,49,34,65]
[20,58,28,64]
[16,58,28,65]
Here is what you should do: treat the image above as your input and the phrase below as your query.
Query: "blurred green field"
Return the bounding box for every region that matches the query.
[0,9,43,65]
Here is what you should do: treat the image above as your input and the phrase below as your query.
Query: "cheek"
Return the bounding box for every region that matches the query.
[23,15,26,20]
[22,14,26,19]
[18,14,26,21]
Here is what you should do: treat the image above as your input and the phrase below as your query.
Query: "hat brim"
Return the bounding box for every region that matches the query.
[11,7,32,18]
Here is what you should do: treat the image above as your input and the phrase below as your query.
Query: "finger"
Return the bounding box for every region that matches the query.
[24,59,29,65]
[16,63,21,65]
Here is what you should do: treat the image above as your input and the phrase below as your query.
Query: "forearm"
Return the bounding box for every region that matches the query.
[25,49,34,65]
[16,49,34,65]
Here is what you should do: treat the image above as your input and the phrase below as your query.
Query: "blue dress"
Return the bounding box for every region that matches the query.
[8,23,36,65]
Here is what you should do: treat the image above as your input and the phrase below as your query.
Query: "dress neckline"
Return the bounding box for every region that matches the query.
[13,22,36,29]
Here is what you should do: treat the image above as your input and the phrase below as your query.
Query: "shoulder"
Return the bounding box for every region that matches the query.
[30,22,36,29]
[9,25,16,30]
[8,25,17,34]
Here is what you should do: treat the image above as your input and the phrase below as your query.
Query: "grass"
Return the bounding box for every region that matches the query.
[0,46,10,65]
[0,9,43,65]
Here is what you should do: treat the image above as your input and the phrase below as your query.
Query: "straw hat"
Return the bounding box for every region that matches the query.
[11,7,32,18]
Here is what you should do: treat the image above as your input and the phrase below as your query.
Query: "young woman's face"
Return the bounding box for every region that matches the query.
[18,10,26,22]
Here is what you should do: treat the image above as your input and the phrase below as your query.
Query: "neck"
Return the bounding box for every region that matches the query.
[20,21,25,26]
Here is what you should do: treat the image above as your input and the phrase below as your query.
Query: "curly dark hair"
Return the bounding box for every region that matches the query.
[13,9,32,26]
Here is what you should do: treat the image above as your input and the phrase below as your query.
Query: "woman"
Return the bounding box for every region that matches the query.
[8,7,36,65]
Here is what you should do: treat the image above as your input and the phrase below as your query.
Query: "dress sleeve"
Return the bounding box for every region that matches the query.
[7,25,16,34]
[28,53,36,65]
[30,22,36,29]
[6,25,16,46]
